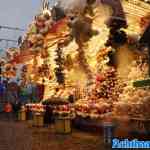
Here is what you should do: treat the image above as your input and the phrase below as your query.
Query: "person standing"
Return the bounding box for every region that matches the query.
[36,81,45,102]
[44,104,53,126]
[0,78,6,112]
[12,100,21,121]
[26,81,33,103]
[0,78,5,102]
[7,79,19,104]
[19,82,28,105]
[4,101,13,121]
[30,81,37,103]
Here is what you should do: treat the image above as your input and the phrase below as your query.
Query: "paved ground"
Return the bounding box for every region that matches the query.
[0,113,108,150]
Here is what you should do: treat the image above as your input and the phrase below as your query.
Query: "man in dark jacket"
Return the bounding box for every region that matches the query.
[0,78,5,102]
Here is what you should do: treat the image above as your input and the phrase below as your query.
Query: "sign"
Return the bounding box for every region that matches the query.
[133,78,150,87]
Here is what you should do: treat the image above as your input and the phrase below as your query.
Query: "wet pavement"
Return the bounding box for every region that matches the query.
[0,113,106,150]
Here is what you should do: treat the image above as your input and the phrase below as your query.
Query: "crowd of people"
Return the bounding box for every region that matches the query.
[0,77,45,114]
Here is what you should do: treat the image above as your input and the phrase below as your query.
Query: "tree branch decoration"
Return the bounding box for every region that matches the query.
[67,12,98,81]
[54,44,65,85]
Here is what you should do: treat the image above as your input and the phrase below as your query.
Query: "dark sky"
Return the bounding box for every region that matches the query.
[0,0,55,50]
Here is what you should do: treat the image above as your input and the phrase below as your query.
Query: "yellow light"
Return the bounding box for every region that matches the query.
[43,9,51,16]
